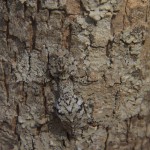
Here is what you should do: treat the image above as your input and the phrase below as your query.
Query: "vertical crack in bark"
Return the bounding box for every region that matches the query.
[67,24,72,51]
[123,0,129,29]
[24,2,27,15]
[47,52,54,79]
[106,40,113,67]
[47,52,50,71]
[14,51,17,62]
[145,4,150,22]
[16,104,20,117]
[113,91,119,115]
[24,92,28,105]
[22,81,27,104]
[89,136,93,143]
[30,17,37,51]
[2,61,9,102]
[125,117,131,143]
[22,82,28,105]
[37,0,41,13]
[31,137,35,150]
[15,104,21,150]
[66,131,71,141]
[79,0,88,15]
[62,139,66,147]
[102,73,107,83]
[124,0,128,18]
[111,14,116,36]
[123,15,125,30]
[28,53,31,73]
[6,19,10,46]
[5,0,10,13]
[104,127,109,150]
[42,83,48,116]
[57,0,61,8]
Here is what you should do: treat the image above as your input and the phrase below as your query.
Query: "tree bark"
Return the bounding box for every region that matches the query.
[0,0,150,150]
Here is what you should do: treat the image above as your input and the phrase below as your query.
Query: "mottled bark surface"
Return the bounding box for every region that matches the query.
[0,0,150,150]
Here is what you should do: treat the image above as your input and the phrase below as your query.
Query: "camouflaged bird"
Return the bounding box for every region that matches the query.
[48,54,93,136]
[48,54,77,80]
[54,80,87,136]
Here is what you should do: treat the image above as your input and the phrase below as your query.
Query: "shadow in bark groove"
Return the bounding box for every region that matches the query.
[48,112,73,141]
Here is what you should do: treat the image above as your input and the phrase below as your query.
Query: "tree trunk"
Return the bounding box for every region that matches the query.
[0,0,150,150]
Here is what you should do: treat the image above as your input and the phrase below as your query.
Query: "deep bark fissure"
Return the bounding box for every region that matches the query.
[5,0,10,13]
[123,0,129,29]
[145,2,150,22]
[31,137,35,150]
[113,90,119,115]
[28,53,31,73]
[15,104,21,150]
[67,24,72,51]
[125,118,131,143]
[37,0,41,13]
[2,61,9,102]
[6,19,9,46]
[42,83,48,116]
[24,2,27,15]
[104,127,109,150]
[30,17,37,51]
[106,40,113,67]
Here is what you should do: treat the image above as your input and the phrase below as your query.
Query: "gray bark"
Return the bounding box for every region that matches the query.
[0,0,150,150]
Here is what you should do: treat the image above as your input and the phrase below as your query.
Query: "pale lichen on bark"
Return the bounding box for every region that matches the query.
[0,0,150,150]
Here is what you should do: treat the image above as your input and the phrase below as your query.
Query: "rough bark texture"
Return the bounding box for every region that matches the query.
[0,0,150,150]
